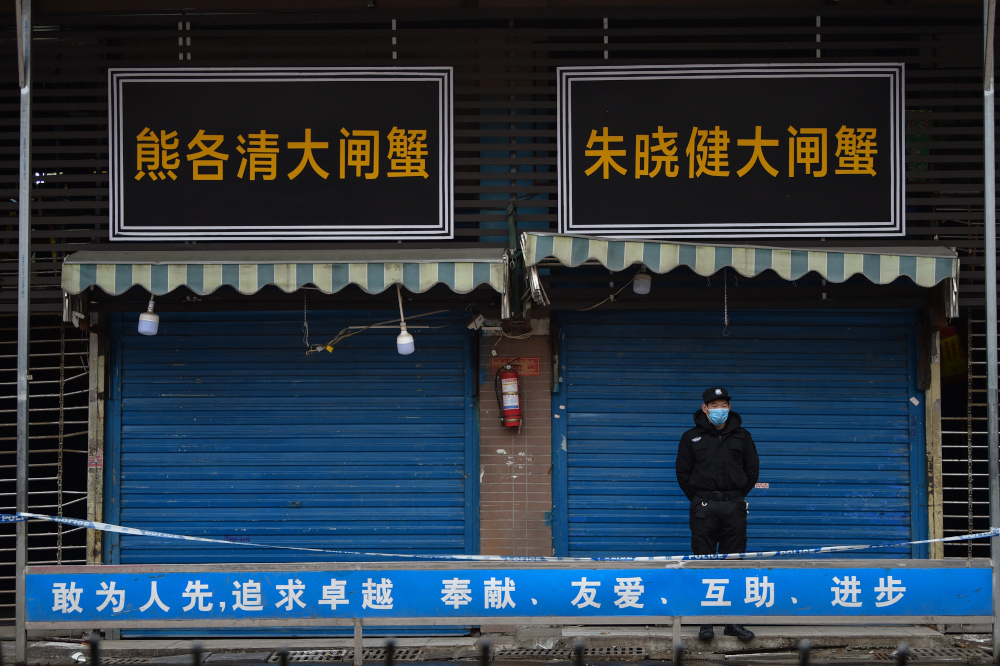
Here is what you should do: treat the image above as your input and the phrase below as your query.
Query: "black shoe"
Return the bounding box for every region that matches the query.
[698,625,714,641]
[724,624,754,642]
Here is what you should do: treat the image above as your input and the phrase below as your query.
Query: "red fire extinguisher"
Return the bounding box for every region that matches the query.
[495,363,522,428]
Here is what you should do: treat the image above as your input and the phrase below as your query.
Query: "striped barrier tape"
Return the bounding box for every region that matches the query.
[6,512,1000,562]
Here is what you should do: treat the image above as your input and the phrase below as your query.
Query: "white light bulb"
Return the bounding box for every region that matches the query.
[138,298,159,335]
[633,272,652,295]
[138,312,159,335]
[396,327,415,355]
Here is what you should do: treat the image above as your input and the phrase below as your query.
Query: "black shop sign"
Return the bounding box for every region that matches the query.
[557,64,904,238]
[109,68,453,241]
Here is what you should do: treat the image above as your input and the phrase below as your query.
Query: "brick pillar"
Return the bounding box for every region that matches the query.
[479,333,552,556]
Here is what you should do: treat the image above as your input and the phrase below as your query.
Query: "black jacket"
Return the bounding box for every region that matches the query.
[675,409,759,501]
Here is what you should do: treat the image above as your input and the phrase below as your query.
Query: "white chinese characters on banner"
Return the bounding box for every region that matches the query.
[51,582,83,614]
[44,572,912,616]
[831,576,863,608]
[275,579,307,611]
[96,581,125,613]
[319,579,349,608]
[701,579,731,607]
[232,580,264,611]
[875,576,906,608]
[182,580,214,612]
[441,578,473,609]
[484,577,516,609]
[139,581,169,612]
[745,576,774,608]
[570,577,601,609]
[362,578,394,610]
[233,578,264,612]
[613,577,645,609]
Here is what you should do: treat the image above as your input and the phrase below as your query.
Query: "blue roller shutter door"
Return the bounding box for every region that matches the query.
[554,309,925,559]
[106,310,476,629]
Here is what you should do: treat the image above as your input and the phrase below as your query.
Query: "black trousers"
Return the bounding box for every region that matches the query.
[689,497,748,555]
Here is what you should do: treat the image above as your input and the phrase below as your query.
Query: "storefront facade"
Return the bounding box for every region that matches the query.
[2,0,991,629]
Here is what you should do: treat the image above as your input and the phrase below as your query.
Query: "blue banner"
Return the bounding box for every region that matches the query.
[26,567,989,623]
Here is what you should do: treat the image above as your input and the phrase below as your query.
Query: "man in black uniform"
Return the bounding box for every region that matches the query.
[675,387,759,643]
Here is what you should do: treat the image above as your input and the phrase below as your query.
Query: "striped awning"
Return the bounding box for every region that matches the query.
[62,249,506,296]
[522,232,958,289]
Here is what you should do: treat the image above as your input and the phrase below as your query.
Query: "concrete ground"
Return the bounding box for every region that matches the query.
[0,626,995,666]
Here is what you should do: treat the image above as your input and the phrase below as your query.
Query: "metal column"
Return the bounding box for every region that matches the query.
[15,0,32,663]
[984,0,999,660]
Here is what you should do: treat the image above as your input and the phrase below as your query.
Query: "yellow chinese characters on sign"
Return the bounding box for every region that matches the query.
[287,129,329,180]
[835,126,877,176]
[635,127,679,178]
[340,128,380,179]
[686,126,730,178]
[736,126,779,177]
[135,128,180,181]
[112,67,452,241]
[133,127,433,183]
[584,127,627,178]
[186,130,228,180]
[788,127,828,177]
[386,127,429,179]
[236,130,280,181]
[581,124,877,179]
[558,64,902,238]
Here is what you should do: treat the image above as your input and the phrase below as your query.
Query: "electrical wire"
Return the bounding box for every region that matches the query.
[302,292,310,349]
[576,276,637,312]
[306,309,451,355]
[723,266,730,337]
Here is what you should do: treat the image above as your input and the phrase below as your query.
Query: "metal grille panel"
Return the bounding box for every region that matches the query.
[494,646,646,660]
[0,314,90,620]
[941,312,991,559]
[582,647,646,659]
[494,648,574,659]
[873,647,990,661]
[346,648,421,661]
[268,651,347,663]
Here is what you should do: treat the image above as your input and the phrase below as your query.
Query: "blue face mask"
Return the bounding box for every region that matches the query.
[708,407,729,426]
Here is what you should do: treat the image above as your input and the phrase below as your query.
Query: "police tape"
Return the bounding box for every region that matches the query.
[5,512,1000,562]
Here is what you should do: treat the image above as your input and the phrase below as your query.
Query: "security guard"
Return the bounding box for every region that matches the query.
[675,387,759,643]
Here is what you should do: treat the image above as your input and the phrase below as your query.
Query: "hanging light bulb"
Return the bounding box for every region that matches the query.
[395,283,415,355]
[138,295,159,336]
[633,267,652,295]
[397,324,415,355]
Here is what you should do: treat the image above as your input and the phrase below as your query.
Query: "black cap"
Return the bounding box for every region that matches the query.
[702,387,731,403]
